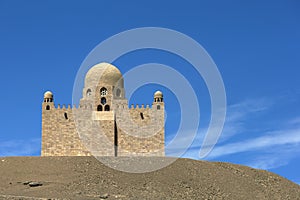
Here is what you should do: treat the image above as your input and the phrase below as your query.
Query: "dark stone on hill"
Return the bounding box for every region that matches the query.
[23,181,32,185]
[28,182,43,187]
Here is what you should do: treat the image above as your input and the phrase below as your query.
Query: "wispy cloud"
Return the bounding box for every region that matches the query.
[0,138,41,156]
[203,98,300,170]
[206,128,300,159]
[166,98,273,157]
[167,97,300,172]
[219,98,271,142]
[245,145,300,170]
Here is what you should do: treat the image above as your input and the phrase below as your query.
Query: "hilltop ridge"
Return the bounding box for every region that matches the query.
[0,157,299,200]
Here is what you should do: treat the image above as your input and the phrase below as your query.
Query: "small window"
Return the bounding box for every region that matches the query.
[140,112,144,120]
[157,105,161,110]
[104,105,110,111]
[100,87,108,96]
[116,88,121,97]
[64,113,68,120]
[86,89,92,97]
[46,105,50,110]
[101,97,106,105]
[97,105,103,111]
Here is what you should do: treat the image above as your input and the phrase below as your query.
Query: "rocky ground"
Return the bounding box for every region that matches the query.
[0,156,299,200]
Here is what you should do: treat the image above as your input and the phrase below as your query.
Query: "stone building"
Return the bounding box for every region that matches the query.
[41,62,165,156]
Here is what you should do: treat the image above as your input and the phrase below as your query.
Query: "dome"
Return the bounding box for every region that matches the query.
[154,90,163,98]
[85,62,124,88]
[44,91,53,99]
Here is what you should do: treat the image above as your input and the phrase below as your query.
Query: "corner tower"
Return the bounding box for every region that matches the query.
[41,90,90,156]
[153,90,164,110]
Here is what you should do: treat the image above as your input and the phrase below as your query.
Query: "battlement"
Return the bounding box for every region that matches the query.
[41,62,165,157]
[130,104,151,109]
[56,104,74,110]
[47,103,163,111]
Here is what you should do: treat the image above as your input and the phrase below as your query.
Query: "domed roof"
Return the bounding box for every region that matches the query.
[154,90,163,98]
[44,91,53,99]
[85,62,124,88]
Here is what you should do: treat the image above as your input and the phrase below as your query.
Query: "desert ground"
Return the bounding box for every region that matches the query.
[0,156,299,200]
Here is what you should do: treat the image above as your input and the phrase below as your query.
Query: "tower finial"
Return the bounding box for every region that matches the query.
[44,91,54,102]
[154,90,163,103]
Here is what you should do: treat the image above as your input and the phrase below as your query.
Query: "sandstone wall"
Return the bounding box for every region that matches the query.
[41,102,164,157]
[41,103,90,156]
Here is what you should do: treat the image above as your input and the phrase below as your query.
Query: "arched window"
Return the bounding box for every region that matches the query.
[157,105,161,110]
[104,105,110,111]
[97,105,103,111]
[100,87,108,96]
[46,105,50,110]
[116,88,121,97]
[101,97,106,105]
[64,113,68,120]
[86,89,92,97]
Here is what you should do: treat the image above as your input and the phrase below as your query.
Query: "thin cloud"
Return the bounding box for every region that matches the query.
[206,128,300,159]
[249,157,289,170]
[219,98,271,142]
[167,98,300,172]
[245,145,300,170]
[166,98,273,158]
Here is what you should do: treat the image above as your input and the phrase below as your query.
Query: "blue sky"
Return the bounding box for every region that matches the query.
[0,1,300,183]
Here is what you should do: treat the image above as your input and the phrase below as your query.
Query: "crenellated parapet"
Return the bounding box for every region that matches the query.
[130,104,152,110]
[41,62,165,157]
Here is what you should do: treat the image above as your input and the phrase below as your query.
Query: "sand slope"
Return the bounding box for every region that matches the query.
[0,157,299,200]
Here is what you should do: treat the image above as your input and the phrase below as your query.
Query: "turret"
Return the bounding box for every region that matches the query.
[43,91,54,110]
[153,90,164,110]
[154,91,163,102]
[44,91,53,102]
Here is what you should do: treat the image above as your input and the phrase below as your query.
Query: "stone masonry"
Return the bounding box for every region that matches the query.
[41,62,165,156]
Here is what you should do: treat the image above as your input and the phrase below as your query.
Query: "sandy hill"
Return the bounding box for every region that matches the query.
[0,157,299,200]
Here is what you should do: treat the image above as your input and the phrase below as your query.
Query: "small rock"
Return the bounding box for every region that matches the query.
[23,181,32,185]
[100,193,109,199]
[29,182,43,187]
